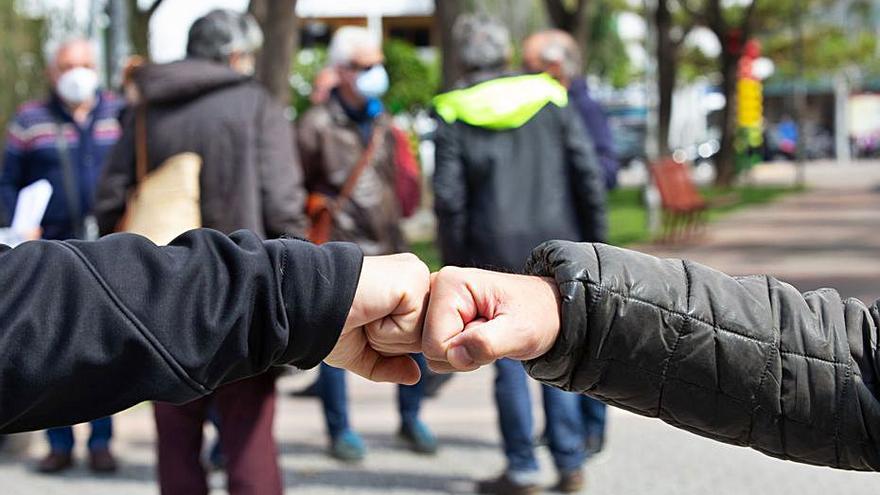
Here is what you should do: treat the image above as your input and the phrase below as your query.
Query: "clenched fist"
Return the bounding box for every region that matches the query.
[326,253,430,385]
[422,266,562,373]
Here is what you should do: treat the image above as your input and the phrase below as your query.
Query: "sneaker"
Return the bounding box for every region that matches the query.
[329,430,366,462]
[552,470,586,493]
[88,448,118,473]
[476,473,541,495]
[398,420,438,455]
[37,451,73,474]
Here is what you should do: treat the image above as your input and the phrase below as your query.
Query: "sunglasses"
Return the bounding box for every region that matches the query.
[347,63,382,72]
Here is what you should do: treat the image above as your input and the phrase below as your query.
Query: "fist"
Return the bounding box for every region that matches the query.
[422,267,562,372]
[326,253,430,384]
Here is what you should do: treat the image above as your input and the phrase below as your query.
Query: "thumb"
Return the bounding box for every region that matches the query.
[354,350,422,385]
[445,316,520,370]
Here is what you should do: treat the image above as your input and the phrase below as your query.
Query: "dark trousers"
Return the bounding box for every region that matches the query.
[46,417,113,453]
[318,354,428,438]
[154,372,282,495]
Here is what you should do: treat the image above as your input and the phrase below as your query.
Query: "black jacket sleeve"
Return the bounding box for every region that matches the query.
[524,240,880,471]
[563,107,607,243]
[432,120,469,266]
[0,229,362,433]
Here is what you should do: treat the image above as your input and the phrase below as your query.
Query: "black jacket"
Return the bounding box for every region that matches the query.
[95,59,307,238]
[0,229,362,433]
[525,240,880,471]
[433,73,607,271]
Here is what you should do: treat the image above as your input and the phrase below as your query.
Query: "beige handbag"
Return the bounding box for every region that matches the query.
[116,106,202,246]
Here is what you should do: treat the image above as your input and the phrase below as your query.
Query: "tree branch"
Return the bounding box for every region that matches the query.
[544,0,571,30]
[675,0,708,25]
[707,0,725,37]
[146,0,165,19]
[671,22,695,49]
[740,0,760,38]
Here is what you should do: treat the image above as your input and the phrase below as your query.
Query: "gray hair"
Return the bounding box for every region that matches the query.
[453,14,511,71]
[44,37,98,67]
[540,32,582,80]
[186,9,263,62]
[327,26,381,66]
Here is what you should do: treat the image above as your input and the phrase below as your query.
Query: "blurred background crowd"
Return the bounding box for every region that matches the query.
[0,1,879,494]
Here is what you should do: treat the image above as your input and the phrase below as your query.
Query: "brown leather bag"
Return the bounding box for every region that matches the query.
[306,126,383,244]
[116,106,202,245]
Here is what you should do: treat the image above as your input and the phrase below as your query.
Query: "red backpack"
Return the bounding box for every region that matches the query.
[390,125,421,218]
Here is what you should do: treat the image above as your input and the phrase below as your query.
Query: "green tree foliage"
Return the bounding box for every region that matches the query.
[0,0,47,147]
[586,4,633,88]
[383,39,438,114]
[289,47,327,116]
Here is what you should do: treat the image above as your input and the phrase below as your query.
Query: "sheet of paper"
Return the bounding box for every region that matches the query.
[11,179,53,232]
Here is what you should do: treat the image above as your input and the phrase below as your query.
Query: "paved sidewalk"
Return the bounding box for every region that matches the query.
[645,160,880,303]
[2,161,879,494]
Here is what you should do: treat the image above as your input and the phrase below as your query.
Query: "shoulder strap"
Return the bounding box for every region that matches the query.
[55,121,84,239]
[332,124,385,209]
[134,105,148,183]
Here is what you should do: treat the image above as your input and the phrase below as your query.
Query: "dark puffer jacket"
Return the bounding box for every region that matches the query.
[95,59,307,238]
[524,240,880,471]
[433,73,606,271]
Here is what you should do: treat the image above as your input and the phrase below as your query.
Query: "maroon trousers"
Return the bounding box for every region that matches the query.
[154,372,282,495]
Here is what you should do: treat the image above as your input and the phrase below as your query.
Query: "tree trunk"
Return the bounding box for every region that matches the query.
[436,0,466,91]
[128,0,149,58]
[714,51,740,187]
[655,0,675,156]
[544,0,591,56]
[248,0,298,105]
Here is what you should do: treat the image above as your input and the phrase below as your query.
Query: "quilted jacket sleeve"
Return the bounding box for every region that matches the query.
[524,240,880,471]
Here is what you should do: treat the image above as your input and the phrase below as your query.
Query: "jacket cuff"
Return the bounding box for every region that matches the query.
[279,240,364,369]
[522,240,597,390]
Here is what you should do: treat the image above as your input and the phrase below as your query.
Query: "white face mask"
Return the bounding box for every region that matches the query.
[56,67,99,105]
[355,65,389,100]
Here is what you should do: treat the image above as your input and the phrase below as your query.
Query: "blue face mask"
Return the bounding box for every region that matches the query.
[355,65,389,100]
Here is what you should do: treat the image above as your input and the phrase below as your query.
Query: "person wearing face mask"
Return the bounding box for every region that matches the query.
[94,9,307,495]
[296,26,438,462]
[0,37,124,474]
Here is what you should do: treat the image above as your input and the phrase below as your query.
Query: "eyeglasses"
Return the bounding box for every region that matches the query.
[347,63,382,72]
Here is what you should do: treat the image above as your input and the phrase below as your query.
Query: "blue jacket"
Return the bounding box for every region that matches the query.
[1,92,123,239]
[568,78,618,190]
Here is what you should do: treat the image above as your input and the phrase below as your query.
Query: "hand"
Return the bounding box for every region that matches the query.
[18,227,42,241]
[423,267,562,373]
[325,253,430,385]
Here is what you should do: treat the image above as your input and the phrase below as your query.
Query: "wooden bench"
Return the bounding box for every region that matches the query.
[649,158,722,243]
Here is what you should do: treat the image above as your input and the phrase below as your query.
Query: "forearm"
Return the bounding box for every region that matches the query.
[525,241,880,471]
[0,229,362,433]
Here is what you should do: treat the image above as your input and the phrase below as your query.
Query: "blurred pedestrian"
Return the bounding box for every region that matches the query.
[523,29,619,190]
[523,28,616,456]
[297,26,435,462]
[432,14,607,494]
[0,37,123,474]
[95,10,307,495]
